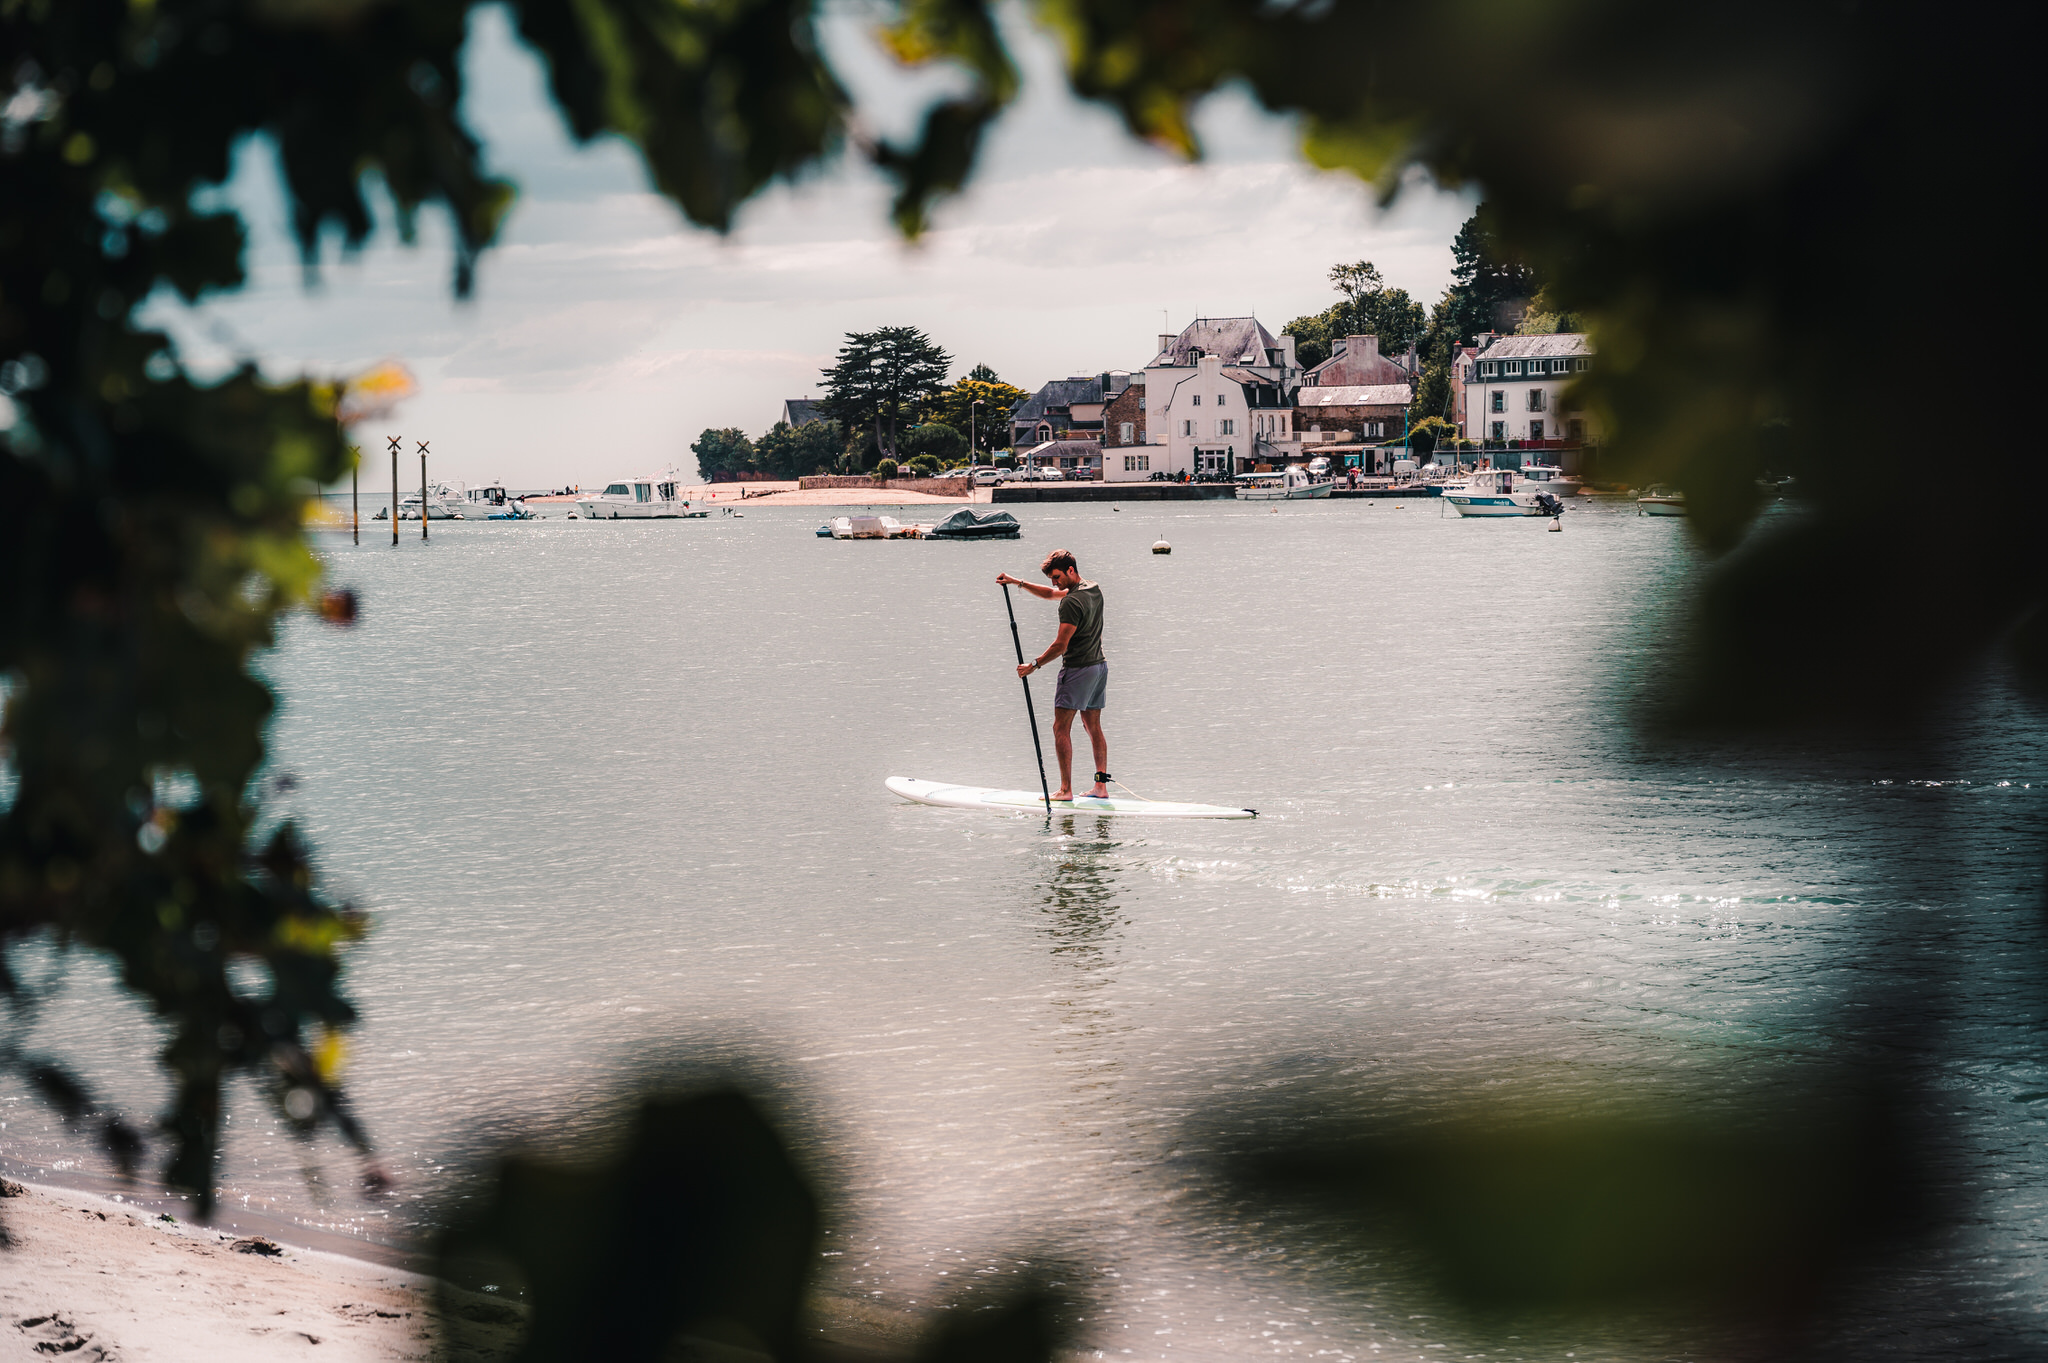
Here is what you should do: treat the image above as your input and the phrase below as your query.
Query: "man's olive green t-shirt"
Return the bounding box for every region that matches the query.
[1058,582,1105,669]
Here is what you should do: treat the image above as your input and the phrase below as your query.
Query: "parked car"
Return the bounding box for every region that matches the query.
[971,467,1003,486]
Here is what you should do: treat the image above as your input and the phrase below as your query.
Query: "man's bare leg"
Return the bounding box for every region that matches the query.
[1080,710,1109,797]
[1050,707,1077,800]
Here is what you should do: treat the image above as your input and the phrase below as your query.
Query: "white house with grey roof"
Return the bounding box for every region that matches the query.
[1457,333,1597,452]
[1107,317,1302,481]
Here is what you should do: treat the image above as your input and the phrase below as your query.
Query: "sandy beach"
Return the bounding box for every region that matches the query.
[0,1179,913,1362]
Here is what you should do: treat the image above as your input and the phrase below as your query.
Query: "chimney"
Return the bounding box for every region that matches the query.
[1345,335,1381,366]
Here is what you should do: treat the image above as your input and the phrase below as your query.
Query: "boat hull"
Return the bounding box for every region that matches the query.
[1638,497,1687,516]
[1236,483,1334,501]
[574,499,691,519]
[1445,494,1537,517]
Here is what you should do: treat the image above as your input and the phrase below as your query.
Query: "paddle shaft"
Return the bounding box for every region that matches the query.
[1002,584,1054,813]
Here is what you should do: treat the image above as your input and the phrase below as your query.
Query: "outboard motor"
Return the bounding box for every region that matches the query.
[1533,492,1566,518]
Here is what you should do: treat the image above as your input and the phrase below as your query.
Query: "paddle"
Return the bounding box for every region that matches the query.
[1001,583,1054,815]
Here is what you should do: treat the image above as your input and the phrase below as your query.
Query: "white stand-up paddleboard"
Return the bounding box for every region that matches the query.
[887,776,1256,819]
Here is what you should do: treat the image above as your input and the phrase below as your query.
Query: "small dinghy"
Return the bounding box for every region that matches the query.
[886,777,1255,819]
[924,508,1022,540]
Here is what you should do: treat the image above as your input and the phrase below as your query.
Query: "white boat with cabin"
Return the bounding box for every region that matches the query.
[1444,469,1564,517]
[1235,465,1333,501]
[1516,462,1585,496]
[1638,487,1687,516]
[574,473,706,520]
[397,482,465,520]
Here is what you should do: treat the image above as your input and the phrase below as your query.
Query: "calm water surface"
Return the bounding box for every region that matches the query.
[6,498,2045,1359]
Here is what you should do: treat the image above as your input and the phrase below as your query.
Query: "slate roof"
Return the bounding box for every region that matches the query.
[1151,317,1285,368]
[1474,333,1592,361]
[1297,384,1414,407]
[1023,440,1103,460]
[1010,377,1109,423]
[781,398,825,426]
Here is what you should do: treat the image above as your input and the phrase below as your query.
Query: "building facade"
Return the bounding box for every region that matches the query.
[1106,317,1302,482]
[1457,334,1596,451]
[1293,382,1416,471]
[1101,381,1146,451]
[1007,372,1130,448]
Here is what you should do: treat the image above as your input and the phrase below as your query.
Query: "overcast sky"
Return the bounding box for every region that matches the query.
[148,2,1475,491]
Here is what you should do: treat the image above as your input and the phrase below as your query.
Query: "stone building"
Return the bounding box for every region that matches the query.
[1303,334,1415,388]
[1101,381,1146,451]
[1294,382,1416,471]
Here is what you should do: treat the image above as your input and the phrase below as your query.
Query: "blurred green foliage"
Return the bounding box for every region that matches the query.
[4,0,2040,1354]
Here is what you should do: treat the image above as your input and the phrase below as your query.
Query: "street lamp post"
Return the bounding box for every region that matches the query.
[971,399,983,465]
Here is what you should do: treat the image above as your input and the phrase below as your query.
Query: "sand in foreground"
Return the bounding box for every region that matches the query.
[0,1180,908,1362]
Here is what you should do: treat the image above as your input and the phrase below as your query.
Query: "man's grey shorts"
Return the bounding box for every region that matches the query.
[1053,661,1108,711]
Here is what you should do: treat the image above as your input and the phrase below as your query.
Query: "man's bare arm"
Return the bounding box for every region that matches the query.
[1019,622,1078,677]
[996,572,1067,601]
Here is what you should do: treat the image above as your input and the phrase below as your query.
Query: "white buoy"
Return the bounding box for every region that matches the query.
[1152,536,1171,554]
[1548,518,1562,532]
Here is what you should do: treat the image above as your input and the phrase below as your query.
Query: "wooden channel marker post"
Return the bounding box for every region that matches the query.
[419,440,430,541]
[349,445,359,545]
[388,435,400,545]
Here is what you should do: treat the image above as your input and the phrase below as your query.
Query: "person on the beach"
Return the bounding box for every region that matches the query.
[997,550,1109,801]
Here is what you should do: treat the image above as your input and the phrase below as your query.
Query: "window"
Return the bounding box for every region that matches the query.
[634,483,652,502]
[1490,391,1505,412]
[1504,360,1522,376]
[1568,419,1585,439]
[1119,422,1134,442]
[1529,420,1545,441]
[1480,361,1497,377]
[1191,394,1201,406]
[1137,394,1145,409]
[1490,420,1506,439]
[1216,393,1227,405]
[604,483,629,496]
[658,482,676,500]
[1573,357,1588,371]
[1219,419,1235,435]
[1527,388,1545,412]
[1181,419,1194,437]
[1122,454,1150,472]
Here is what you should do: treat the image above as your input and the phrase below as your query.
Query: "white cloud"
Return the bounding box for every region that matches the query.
[141,2,1477,491]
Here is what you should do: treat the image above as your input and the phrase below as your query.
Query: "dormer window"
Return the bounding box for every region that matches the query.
[1504,360,1523,376]
[1573,357,1588,371]
[1480,361,1498,377]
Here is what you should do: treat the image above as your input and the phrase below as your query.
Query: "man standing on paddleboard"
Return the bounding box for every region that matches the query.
[997,550,1109,802]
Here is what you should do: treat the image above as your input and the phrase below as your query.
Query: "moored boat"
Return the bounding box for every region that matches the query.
[1236,465,1333,501]
[1445,469,1549,517]
[1638,487,1687,516]
[574,473,700,519]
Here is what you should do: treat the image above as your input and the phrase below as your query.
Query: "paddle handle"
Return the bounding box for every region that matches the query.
[1002,584,1053,814]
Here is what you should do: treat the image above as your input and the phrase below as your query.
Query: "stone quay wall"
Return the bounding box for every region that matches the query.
[798,475,973,497]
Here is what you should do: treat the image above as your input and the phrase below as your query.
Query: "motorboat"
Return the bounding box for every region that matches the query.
[397,482,465,519]
[1516,462,1585,496]
[1235,465,1333,501]
[1638,487,1688,516]
[925,508,1021,540]
[840,514,926,538]
[1444,469,1566,518]
[574,473,706,520]
[457,481,531,517]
